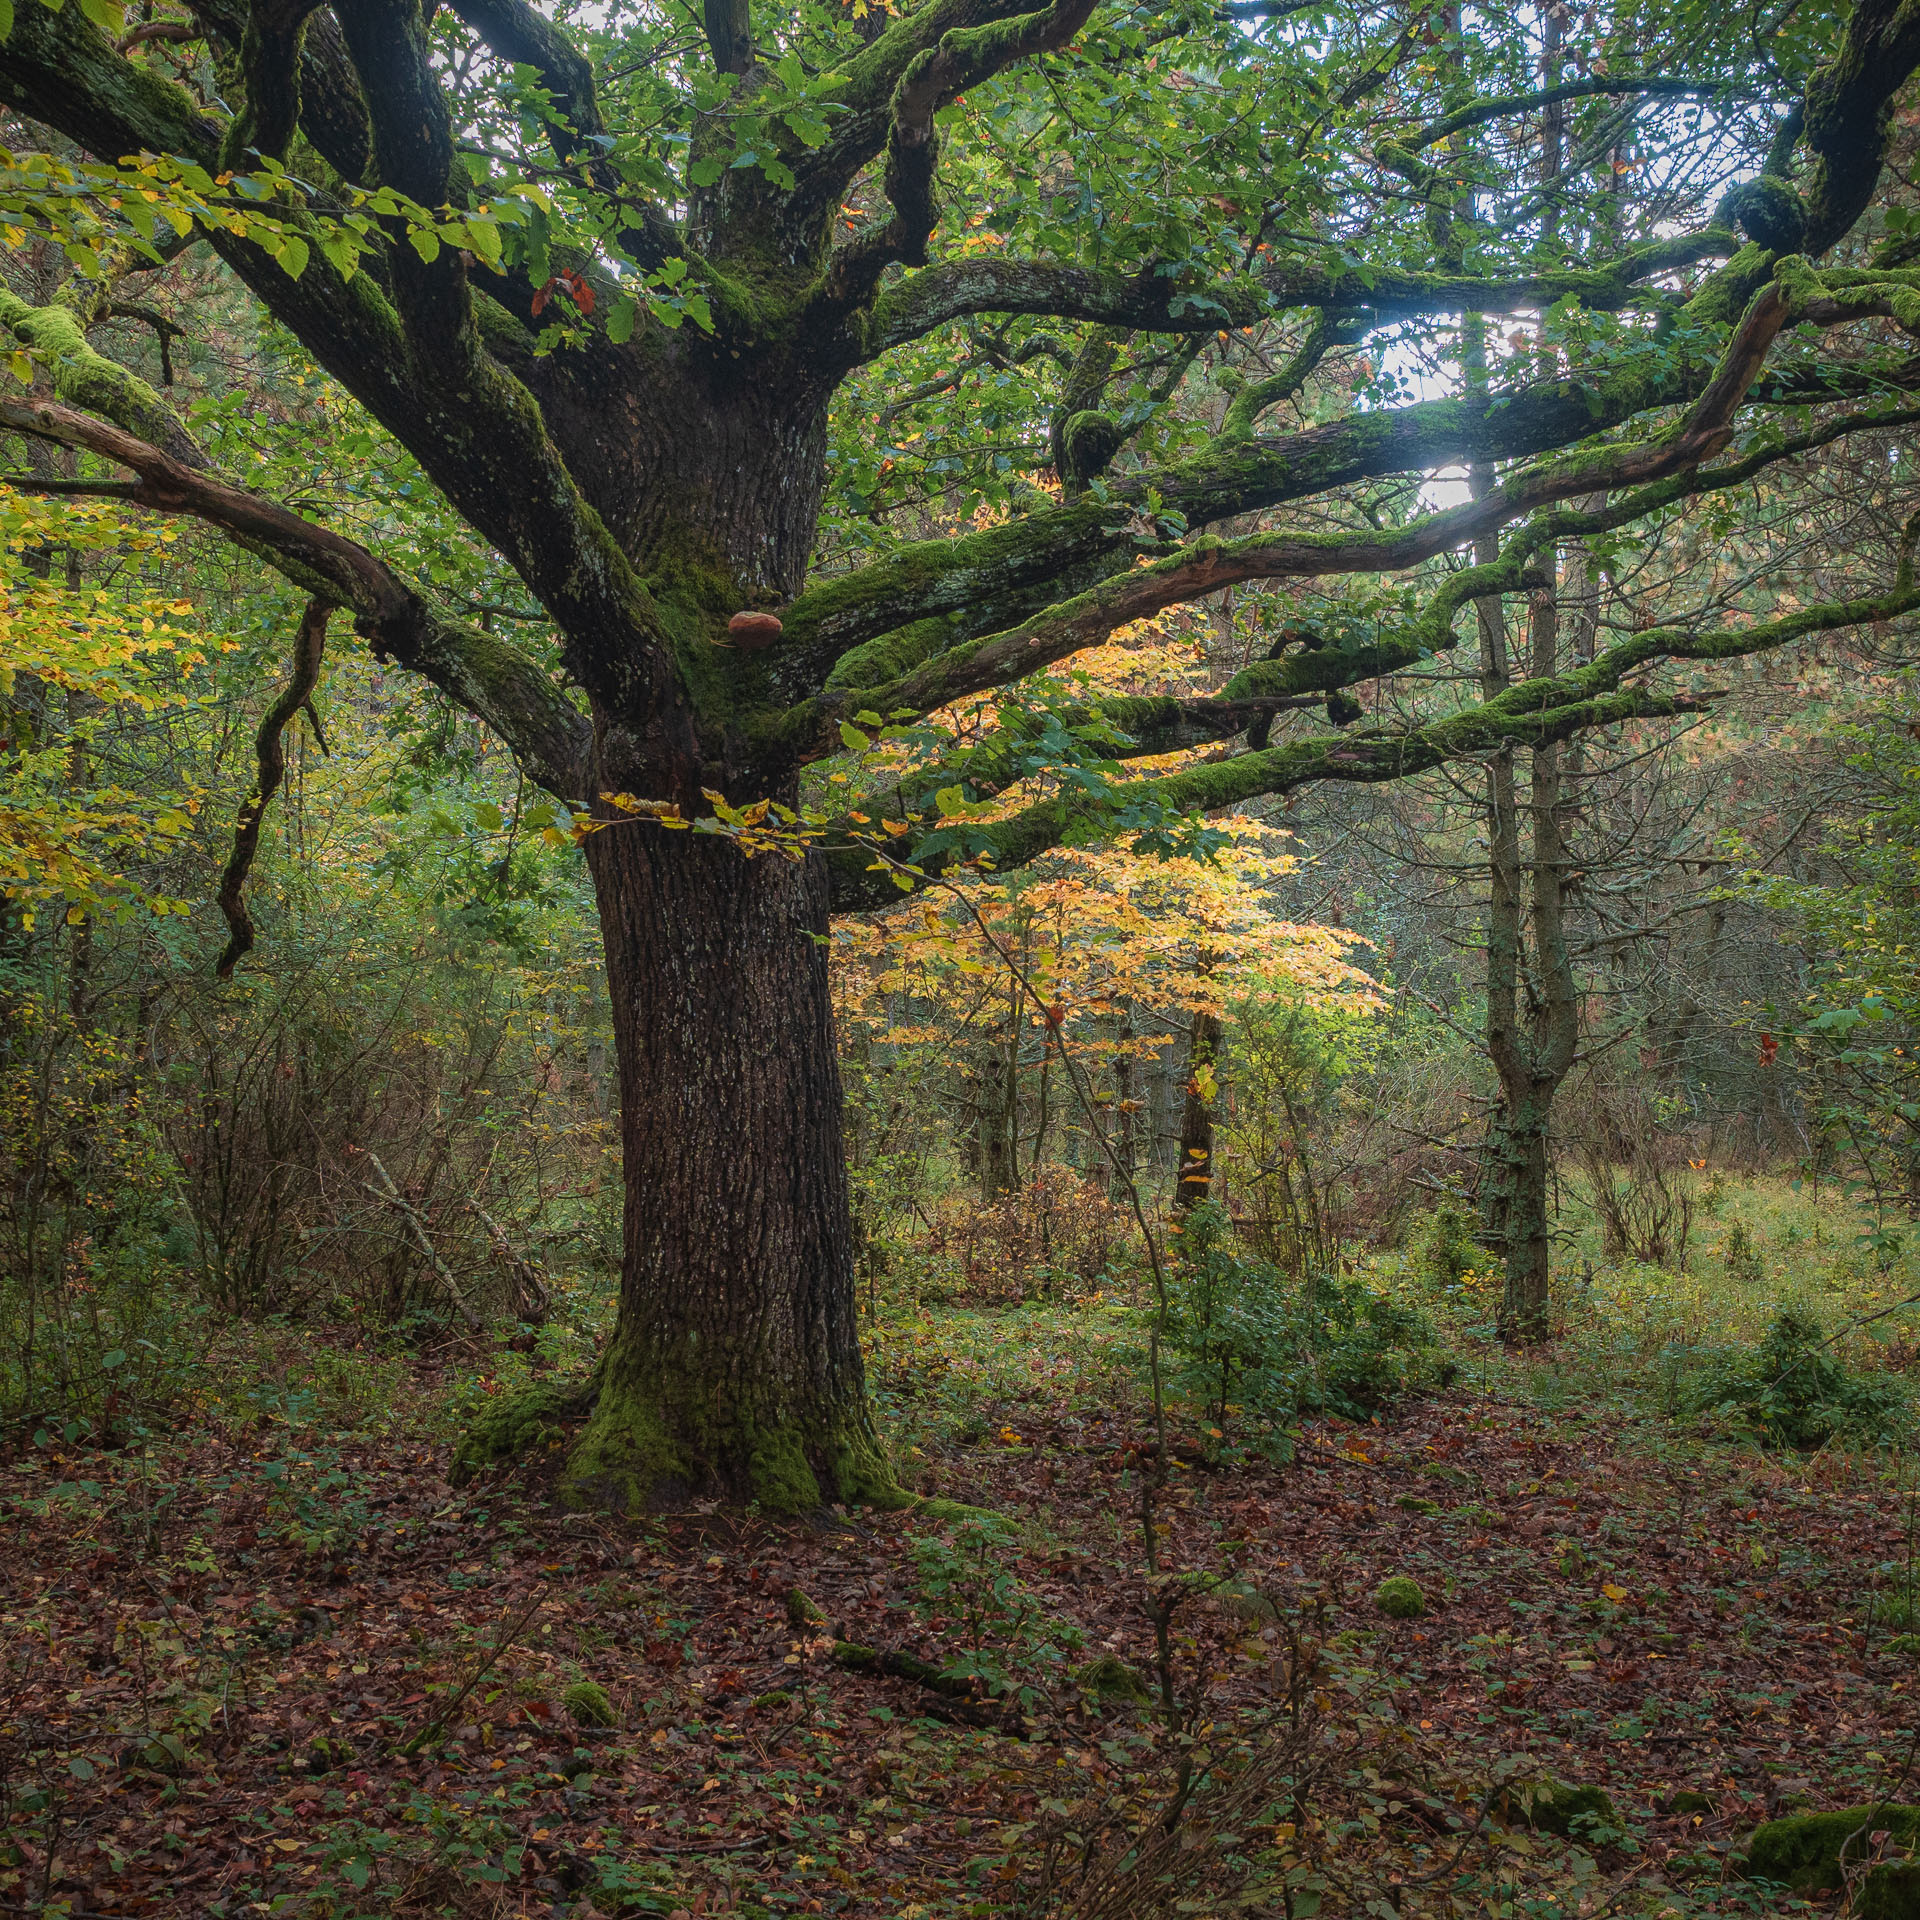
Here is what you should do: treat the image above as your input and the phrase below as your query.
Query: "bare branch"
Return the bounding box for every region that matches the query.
[217,597,331,978]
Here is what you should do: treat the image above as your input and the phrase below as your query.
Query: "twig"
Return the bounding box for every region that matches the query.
[363,1149,482,1331]
[393,1588,544,1757]
[872,851,1187,1731]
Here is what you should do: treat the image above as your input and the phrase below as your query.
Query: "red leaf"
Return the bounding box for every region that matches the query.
[530,278,556,316]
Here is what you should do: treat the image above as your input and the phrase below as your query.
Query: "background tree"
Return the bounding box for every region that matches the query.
[0,0,1918,1507]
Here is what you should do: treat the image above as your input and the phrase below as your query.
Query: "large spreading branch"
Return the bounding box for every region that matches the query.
[0,0,667,718]
[776,263,1816,699]
[1798,0,1920,254]
[814,330,1918,819]
[0,395,591,799]
[848,232,1725,360]
[825,562,1920,911]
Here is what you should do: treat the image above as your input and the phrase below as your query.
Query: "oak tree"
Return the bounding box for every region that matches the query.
[2,0,1919,1503]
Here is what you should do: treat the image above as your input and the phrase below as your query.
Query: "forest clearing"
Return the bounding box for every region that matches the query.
[5,0,1920,1912]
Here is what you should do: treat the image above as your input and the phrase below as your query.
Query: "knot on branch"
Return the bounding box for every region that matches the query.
[1722,175,1807,254]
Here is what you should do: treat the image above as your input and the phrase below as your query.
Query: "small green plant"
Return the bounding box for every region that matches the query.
[1723,1221,1765,1287]
[1690,1306,1908,1450]
[910,1514,1082,1705]
[1374,1576,1427,1620]
[1409,1202,1477,1291]
[260,1444,380,1556]
[1161,1203,1451,1449]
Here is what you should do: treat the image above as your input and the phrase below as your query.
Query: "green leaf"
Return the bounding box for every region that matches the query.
[407,226,441,264]
[275,234,310,280]
[934,785,966,818]
[688,157,724,188]
[0,0,16,44]
[839,721,872,751]
[461,212,502,264]
[319,232,360,281]
[606,294,638,344]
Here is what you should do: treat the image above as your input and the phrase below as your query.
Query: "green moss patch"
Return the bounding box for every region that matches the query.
[1746,1804,1920,1902]
[1075,1654,1152,1707]
[561,1681,616,1728]
[1375,1575,1427,1619]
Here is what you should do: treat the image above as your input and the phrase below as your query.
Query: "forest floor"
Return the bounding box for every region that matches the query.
[2,1298,1914,1920]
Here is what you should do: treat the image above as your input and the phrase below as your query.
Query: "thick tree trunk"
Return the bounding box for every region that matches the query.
[561,823,895,1514]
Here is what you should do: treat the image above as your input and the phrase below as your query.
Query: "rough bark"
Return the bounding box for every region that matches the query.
[567,821,893,1513]
[1174,1010,1222,1213]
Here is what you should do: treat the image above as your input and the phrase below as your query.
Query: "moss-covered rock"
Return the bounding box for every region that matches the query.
[1076,1654,1152,1707]
[1746,1804,1920,1906]
[1395,1494,1440,1515]
[1859,1861,1920,1920]
[561,1681,616,1728]
[1665,1790,1716,1816]
[449,1380,594,1485]
[1499,1780,1619,1839]
[1374,1575,1427,1620]
[1886,1633,1920,1657]
[1213,1581,1281,1624]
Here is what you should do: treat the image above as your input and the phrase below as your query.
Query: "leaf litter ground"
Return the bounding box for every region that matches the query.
[2,1333,1911,1919]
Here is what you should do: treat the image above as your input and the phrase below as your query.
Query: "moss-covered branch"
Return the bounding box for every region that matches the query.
[1402,76,1761,155]
[787,0,1092,235]
[1797,0,1920,254]
[769,281,1793,755]
[0,286,203,465]
[826,563,1919,912]
[854,232,1726,359]
[0,394,592,800]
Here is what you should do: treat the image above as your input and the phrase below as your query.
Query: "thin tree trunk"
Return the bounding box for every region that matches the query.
[1175,1008,1223,1212]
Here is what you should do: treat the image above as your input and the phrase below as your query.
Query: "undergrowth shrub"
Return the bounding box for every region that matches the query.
[1689,1306,1908,1449]
[1723,1221,1765,1287]
[1408,1202,1477,1290]
[924,1166,1125,1302]
[1161,1204,1450,1451]
[0,995,208,1436]
[1574,1090,1694,1269]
